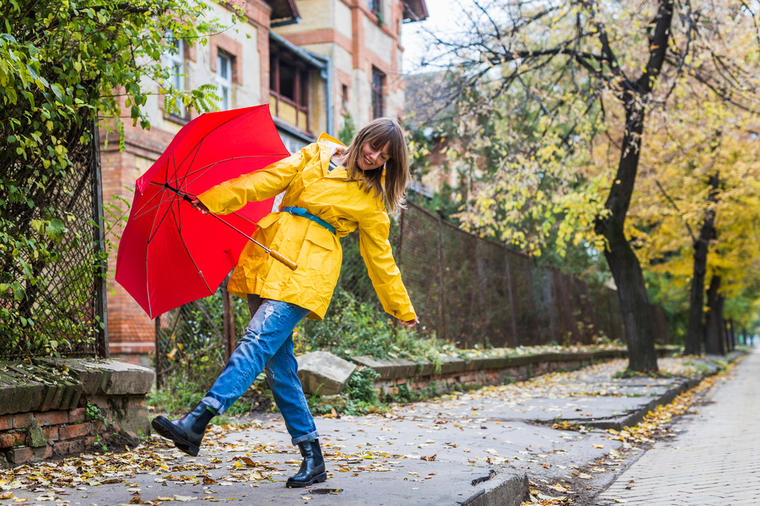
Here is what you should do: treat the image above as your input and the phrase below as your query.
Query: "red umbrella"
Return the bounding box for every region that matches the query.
[115,105,292,318]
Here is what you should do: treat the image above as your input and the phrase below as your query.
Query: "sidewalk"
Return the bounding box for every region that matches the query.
[596,348,758,505]
[0,353,738,505]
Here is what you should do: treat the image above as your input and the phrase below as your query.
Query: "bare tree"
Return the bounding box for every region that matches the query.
[415,0,759,371]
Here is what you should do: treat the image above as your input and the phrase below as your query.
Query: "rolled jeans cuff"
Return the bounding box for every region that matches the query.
[201,396,223,414]
[291,430,319,446]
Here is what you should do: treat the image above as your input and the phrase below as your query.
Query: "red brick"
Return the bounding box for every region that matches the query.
[59,422,92,440]
[0,432,24,449]
[54,439,85,457]
[42,426,59,440]
[36,411,68,427]
[0,415,12,432]
[7,446,33,464]
[68,408,86,424]
[32,445,53,460]
[12,413,35,429]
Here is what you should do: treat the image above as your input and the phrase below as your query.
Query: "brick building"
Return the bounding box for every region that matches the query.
[102,0,428,366]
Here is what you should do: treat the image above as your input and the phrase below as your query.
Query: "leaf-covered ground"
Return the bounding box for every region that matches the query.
[0,355,728,505]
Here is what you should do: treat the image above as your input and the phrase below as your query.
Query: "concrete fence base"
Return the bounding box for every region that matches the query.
[352,346,679,399]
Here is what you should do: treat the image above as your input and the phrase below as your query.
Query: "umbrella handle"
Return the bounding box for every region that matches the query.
[269,249,298,271]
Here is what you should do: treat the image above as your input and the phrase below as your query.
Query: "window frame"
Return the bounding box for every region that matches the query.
[216,50,233,111]
[163,32,186,120]
[371,67,385,119]
[270,47,311,133]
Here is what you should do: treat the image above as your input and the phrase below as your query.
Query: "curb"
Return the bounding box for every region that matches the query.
[581,377,702,430]
[460,473,529,506]
[551,350,747,431]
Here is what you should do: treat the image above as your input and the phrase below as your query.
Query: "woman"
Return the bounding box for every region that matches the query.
[151,117,418,488]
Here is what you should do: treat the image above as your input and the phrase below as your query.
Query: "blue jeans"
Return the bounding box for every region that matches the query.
[201,298,318,445]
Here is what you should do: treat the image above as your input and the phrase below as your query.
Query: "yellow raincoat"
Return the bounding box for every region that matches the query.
[198,133,416,322]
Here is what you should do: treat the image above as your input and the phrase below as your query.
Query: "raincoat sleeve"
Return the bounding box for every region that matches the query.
[198,144,315,215]
[358,207,417,322]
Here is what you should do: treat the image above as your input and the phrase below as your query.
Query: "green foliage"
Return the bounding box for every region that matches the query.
[1,1,229,356]
[344,367,379,404]
[299,287,456,365]
[147,372,272,418]
[337,112,356,145]
[85,401,107,426]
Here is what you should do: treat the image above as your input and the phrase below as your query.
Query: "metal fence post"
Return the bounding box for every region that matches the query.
[154,315,162,389]
[223,276,235,361]
[91,121,109,358]
[436,213,447,342]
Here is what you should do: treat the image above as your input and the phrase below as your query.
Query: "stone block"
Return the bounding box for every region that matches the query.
[350,356,417,380]
[297,351,356,395]
[38,383,62,412]
[0,371,44,415]
[413,361,435,377]
[54,358,154,395]
[438,355,466,375]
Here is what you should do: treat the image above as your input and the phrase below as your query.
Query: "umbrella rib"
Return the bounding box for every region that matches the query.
[146,179,184,245]
[173,140,204,186]
[171,109,251,191]
[178,155,286,191]
[143,175,180,318]
[168,195,214,294]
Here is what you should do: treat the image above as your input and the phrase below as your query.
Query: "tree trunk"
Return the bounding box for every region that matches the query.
[596,98,659,372]
[602,224,660,371]
[704,275,725,355]
[685,172,719,355]
[593,1,673,373]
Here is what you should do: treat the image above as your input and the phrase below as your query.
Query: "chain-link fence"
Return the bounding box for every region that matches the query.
[343,201,667,348]
[153,200,670,384]
[0,121,107,359]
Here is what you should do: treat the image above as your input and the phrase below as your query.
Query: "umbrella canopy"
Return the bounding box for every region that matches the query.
[115,105,290,318]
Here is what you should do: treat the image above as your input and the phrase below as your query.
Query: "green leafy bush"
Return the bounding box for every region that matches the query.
[1,1,227,357]
[298,287,457,366]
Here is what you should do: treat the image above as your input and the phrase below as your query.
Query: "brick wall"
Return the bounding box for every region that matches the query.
[0,359,154,468]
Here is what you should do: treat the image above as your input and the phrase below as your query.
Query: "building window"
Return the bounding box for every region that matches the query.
[341,84,349,113]
[371,67,385,119]
[270,47,311,133]
[216,51,232,110]
[163,32,185,118]
[369,0,384,24]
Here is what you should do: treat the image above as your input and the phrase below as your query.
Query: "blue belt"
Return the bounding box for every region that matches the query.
[281,206,336,234]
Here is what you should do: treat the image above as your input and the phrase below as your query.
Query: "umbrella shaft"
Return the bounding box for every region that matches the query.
[206,212,270,253]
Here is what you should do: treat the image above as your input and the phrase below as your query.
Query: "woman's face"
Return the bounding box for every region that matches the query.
[358,141,390,172]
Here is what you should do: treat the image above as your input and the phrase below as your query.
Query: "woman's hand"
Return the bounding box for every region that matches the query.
[190,197,210,215]
[398,317,419,328]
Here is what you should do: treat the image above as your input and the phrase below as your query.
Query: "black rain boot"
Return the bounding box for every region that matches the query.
[151,403,216,456]
[286,439,327,488]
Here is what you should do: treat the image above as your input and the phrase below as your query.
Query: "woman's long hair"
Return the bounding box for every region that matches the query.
[342,117,409,213]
